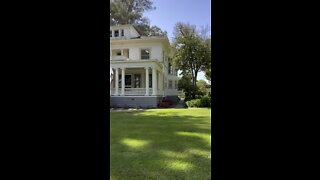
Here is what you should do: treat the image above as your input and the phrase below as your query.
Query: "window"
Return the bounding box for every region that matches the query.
[149,74,152,88]
[168,63,172,74]
[118,75,122,88]
[141,49,150,59]
[121,29,124,36]
[134,74,141,88]
[114,30,119,37]
[110,31,112,37]
[113,50,121,56]
[125,75,131,88]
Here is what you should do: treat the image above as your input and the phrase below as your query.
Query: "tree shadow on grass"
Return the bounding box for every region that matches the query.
[110,109,211,180]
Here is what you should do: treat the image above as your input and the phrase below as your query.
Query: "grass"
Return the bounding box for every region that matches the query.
[110,108,211,180]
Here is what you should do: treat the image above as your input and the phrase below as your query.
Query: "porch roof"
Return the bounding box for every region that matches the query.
[110,59,163,71]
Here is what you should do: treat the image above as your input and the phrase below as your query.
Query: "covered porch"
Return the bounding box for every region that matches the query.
[110,60,164,96]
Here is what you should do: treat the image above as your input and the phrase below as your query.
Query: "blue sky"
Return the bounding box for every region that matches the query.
[144,0,211,82]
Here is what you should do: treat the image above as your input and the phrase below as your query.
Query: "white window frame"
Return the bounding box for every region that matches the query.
[140,48,151,60]
[121,29,124,37]
[114,29,119,37]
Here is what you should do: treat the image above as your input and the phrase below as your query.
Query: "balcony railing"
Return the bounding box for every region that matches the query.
[111,56,129,61]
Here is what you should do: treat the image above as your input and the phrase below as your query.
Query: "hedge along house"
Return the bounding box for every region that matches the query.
[110,25,179,108]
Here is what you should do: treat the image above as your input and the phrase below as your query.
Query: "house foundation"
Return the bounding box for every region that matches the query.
[110,96,163,108]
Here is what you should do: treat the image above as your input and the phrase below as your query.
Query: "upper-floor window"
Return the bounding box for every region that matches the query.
[141,49,150,59]
[110,31,112,37]
[121,29,124,36]
[114,30,119,37]
[168,63,172,74]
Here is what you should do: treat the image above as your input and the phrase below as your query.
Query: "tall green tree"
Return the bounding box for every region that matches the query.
[110,0,154,35]
[199,26,212,83]
[197,80,208,96]
[110,0,166,36]
[205,68,211,82]
[172,22,211,99]
[148,25,167,37]
[178,75,193,100]
[110,0,155,25]
[204,37,211,83]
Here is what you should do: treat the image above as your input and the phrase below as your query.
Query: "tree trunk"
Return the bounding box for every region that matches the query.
[192,71,198,99]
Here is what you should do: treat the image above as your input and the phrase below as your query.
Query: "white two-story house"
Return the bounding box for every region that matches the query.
[110,24,179,108]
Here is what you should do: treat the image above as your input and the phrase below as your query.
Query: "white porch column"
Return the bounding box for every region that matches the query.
[115,68,119,95]
[159,72,163,95]
[145,67,149,96]
[110,68,113,95]
[152,67,157,95]
[121,68,125,96]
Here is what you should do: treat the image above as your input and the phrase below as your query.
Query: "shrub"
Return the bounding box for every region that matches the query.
[186,96,211,108]
[159,98,173,108]
[200,96,211,107]
[186,99,201,108]
[184,96,193,102]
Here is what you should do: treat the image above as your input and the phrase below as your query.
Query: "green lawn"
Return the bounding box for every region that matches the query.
[110,108,211,180]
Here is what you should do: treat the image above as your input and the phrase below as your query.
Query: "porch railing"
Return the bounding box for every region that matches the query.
[111,88,152,96]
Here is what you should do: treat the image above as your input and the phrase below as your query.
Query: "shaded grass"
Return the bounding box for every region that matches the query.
[110,108,211,180]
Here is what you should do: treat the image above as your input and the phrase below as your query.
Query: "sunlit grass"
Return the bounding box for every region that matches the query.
[160,150,188,159]
[121,138,149,149]
[176,131,211,145]
[110,108,211,180]
[164,160,193,171]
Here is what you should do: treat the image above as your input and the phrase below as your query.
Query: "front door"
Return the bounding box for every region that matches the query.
[125,75,132,88]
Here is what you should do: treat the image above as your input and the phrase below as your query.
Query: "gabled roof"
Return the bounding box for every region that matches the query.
[110,24,140,36]
[110,24,171,52]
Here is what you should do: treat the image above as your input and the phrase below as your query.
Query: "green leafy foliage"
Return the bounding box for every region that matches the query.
[178,75,194,100]
[172,22,211,99]
[186,99,202,108]
[110,0,167,37]
[185,95,211,108]
[196,80,209,96]
[110,0,155,26]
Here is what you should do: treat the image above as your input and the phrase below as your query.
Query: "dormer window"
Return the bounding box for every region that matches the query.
[114,30,119,37]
